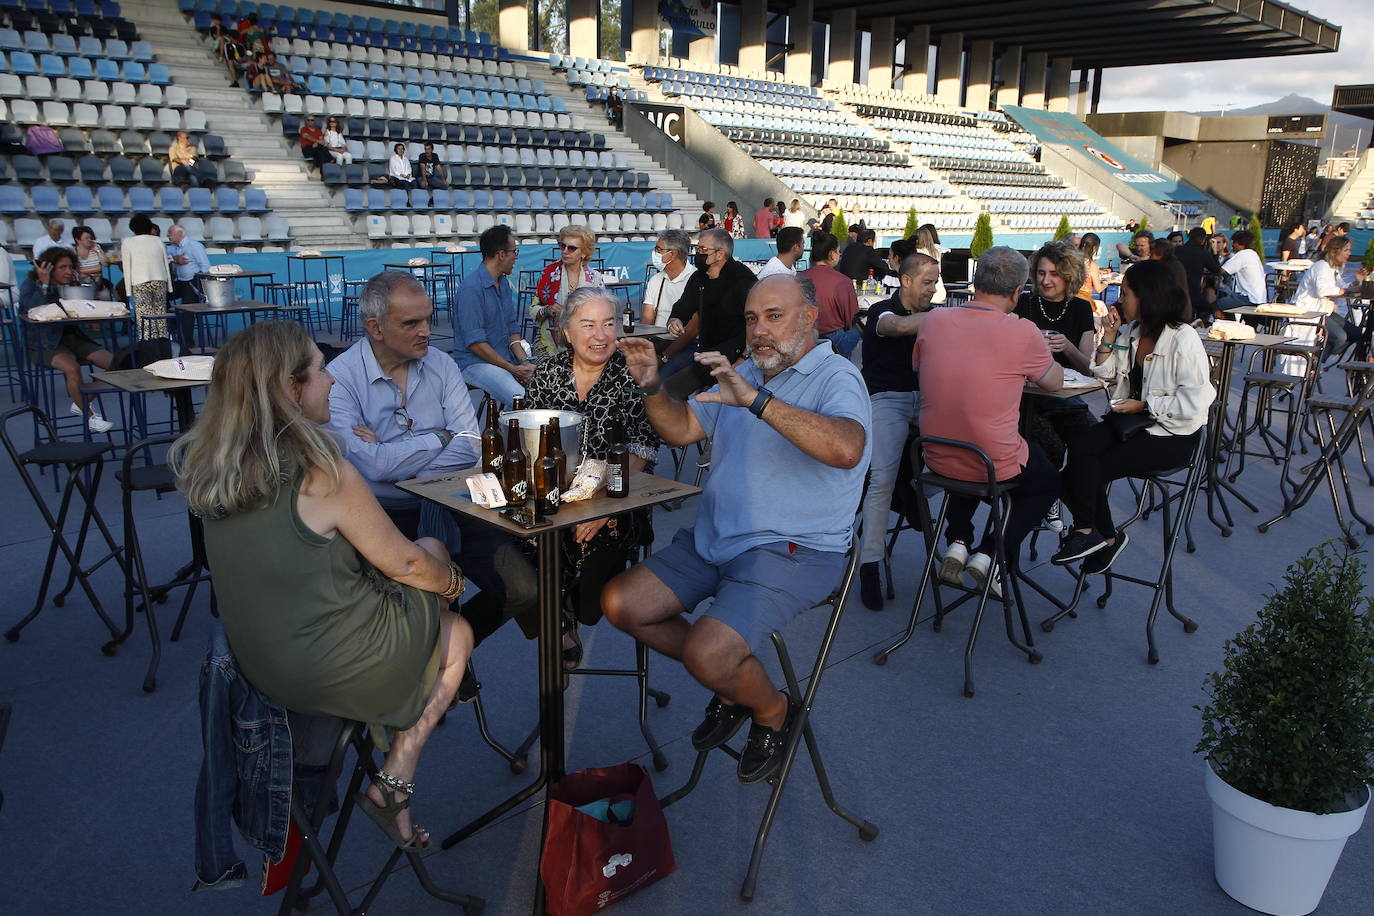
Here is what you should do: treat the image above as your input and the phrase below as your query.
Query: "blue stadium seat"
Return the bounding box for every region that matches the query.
[187,187,213,213]
[366,187,388,210]
[123,61,147,83]
[130,41,154,62]
[408,188,430,209]
[128,186,155,211]
[68,56,92,79]
[343,187,364,210]
[0,185,26,214]
[387,187,407,209]
[66,185,95,214]
[95,58,119,81]
[243,188,267,212]
[158,187,186,212]
[214,187,241,213]
[0,29,21,52]
[105,39,129,60]
[96,185,124,211]
[9,50,36,74]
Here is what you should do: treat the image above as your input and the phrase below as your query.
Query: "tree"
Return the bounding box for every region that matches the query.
[1137,215,1149,234]
[469,0,498,40]
[1248,213,1265,260]
[830,207,848,244]
[970,212,993,260]
[599,0,622,60]
[1053,215,1072,240]
[902,206,919,239]
[1363,241,1374,274]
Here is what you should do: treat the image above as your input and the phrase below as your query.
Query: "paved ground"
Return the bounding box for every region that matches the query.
[1,352,1373,916]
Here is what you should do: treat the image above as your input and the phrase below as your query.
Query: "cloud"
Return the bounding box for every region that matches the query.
[1097,0,1369,113]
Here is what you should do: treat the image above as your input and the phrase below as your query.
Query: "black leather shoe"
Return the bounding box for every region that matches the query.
[690,696,752,752]
[737,703,797,785]
[859,562,883,611]
[456,665,479,704]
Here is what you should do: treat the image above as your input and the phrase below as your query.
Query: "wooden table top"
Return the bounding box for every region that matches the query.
[173,300,279,314]
[398,470,700,537]
[623,324,669,338]
[93,368,210,394]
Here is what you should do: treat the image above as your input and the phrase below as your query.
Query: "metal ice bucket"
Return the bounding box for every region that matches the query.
[203,275,236,309]
[499,409,584,483]
[58,283,97,300]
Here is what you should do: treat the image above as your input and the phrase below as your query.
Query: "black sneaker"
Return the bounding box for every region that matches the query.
[690,696,752,752]
[1051,530,1108,565]
[1082,532,1129,574]
[859,562,883,611]
[737,704,797,785]
[456,665,479,704]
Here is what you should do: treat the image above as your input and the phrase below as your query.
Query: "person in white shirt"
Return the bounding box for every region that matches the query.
[31,219,65,263]
[756,226,804,280]
[1284,237,1369,371]
[782,198,807,229]
[642,228,695,330]
[387,143,414,189]
[1216,229,1268,309]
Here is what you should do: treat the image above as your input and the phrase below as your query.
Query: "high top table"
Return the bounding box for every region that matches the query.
[397,470,700,912]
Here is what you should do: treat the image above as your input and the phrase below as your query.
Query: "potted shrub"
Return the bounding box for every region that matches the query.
[968,212,994,281]
[1053,214,1072,240]
[829,207,848,244]
[1196,542,1374,916]
[1361,242,1374,299]
[902,206,919,239]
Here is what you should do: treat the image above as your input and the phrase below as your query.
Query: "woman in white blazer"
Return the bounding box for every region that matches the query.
[1051,259,1216,572]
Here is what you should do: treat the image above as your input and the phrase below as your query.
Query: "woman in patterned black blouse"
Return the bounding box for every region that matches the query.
[524,286,661,668]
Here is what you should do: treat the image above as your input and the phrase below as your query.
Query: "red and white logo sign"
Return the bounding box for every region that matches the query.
[1083,145,1127,171]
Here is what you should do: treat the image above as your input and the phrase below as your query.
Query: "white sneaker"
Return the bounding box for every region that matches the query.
[87,414,115,434]
[964,552,1003,599]
[939,541,969,586]
[69,402,83,417]
[1043,501,1064,533]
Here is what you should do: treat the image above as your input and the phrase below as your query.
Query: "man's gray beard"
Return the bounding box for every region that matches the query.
[747,331,807,372]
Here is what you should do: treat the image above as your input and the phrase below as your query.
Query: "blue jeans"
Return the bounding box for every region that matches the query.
[860,390,920,563]
[459,359,525,410]
[822,327,861,360]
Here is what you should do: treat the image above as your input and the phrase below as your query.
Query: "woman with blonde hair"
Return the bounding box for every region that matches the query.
[783,198,806,229]
[533,224,603,355]
[914,225,947,303]
[171,320,472,852]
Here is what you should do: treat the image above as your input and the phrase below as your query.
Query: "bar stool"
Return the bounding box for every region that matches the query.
[873,436,1043,698]
[1,405,126,649]
[1224,353,1315,493]
[340,279,366,340]
[1040,429,1208,664]
[659,518,878,901]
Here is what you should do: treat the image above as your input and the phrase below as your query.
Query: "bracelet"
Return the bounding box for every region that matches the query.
[1108,342,1130,351]
[435,430,453,448]
[636,383,662,397]
[440,563,465,601]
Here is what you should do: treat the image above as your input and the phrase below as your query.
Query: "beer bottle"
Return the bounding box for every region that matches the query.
[511,395,527,411]
[622,300,635,334]
[502,418,528,502]
[481,396,503,475]
[606,413,629,499]
[534,423,560,520]
[547,415,568,491]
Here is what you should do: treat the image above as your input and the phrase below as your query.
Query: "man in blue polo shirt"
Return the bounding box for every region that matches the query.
[608,273,871,785]
[452,224,532,409]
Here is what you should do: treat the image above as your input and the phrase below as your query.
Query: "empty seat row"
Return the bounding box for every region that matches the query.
[190,10,500,58]
[0,183,268,214]
[340,142,628,171]
[261,94,580,131]
[278,78,565,113]
[344,187,670,213]
[0,31,149,59]
[232,33,517,75]
[273,58,539,93]
[0,53,167,82]
[5,100,207,131]
[185,0,492,45]
[736,143,905,167]
[325,164,650,194]
[0,154,247,185]
[0,75,189,107]
[0,8,136,43]
[362,210,681,241]
[282,115,606,152]
[5,213,288,249]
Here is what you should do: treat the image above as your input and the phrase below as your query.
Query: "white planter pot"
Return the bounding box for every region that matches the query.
[1205,759,1369,916]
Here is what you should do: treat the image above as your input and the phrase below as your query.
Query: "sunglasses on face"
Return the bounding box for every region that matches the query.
[560,244,581,252]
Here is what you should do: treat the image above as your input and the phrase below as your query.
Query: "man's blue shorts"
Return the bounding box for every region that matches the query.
[640,527,847,649]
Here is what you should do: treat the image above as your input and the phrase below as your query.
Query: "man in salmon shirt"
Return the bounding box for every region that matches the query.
[752,198,774,239]
[912,246,1064,596]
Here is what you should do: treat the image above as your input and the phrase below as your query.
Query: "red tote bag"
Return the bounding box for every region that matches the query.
[540,763,677,916]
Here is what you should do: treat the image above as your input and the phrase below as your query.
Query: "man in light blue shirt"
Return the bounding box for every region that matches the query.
[452,224,532,409]
[327,270,536,646]
[607,273,871,786]
[167,223,211,346]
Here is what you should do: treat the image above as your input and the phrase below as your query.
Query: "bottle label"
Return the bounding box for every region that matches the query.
[542,487,560,513]
[509,479,527,501]
[489,453,503,471]
[608,467,623,490]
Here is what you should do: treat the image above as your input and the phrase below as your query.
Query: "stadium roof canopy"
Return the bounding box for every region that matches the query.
[1332,85,1374,121]
[807,0,1341,70]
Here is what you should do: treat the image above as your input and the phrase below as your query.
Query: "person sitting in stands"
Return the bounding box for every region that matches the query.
[31,218,65,262]
[661,227,756,400]
[1052,260,1215,572]
[755,226,803,280]
[169,131,201,187]
[452,225,531,409]
[856,251,941,610]
[19,247,116,433]
[607,273,870,785]
[1215,229,1267,312]
[416,143,447,190]
[523,287,662,667]
[298,117,331,169]
[172,320,471,852]
[323,117,352,165]
[837,227,889,285]
[641,228,695,329]
[533,225,603,356]
[261,52,296,95]
[237,12,266,50]
[326,271,537,650]
[72,225,110,299]
[388,143,415,189]
[800,232,861,358]
[604,86,623,129]
[915,247,1064,596]
[209,14,244,83]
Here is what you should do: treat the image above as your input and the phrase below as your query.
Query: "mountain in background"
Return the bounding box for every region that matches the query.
[1190,93,1371,151]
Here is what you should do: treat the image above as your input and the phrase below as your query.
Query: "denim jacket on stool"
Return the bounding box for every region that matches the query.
[193,621,292,890]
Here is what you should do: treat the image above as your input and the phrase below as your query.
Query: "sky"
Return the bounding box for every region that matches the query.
[1095,0,1367,114]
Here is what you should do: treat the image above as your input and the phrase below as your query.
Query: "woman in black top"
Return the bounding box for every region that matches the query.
[523,287,661,668]
[697,201,716,231]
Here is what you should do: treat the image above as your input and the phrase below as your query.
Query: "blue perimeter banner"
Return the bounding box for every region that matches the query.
[1001,105,1202,204]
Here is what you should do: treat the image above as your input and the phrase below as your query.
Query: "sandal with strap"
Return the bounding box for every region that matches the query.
[354,770,430,851]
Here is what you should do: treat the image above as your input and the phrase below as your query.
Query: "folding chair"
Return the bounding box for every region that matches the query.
[1040,429,1208,664]
[1,405,125,649]
[659,514,878,901]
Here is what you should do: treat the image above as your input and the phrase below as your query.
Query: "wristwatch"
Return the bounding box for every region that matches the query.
[749,387,773,418]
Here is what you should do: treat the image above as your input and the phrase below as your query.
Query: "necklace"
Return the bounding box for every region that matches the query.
[1034,293,1070,324]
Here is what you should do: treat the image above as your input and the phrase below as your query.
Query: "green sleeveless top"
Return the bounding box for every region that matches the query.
[203,473,441,740]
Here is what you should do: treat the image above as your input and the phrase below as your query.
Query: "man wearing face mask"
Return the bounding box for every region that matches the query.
[661,228,757,401]
[642,228,695,328]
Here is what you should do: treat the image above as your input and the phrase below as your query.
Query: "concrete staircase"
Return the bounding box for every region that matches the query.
[119,0,363,249]
[1329,149,1374,225]
[527,60,703,218]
